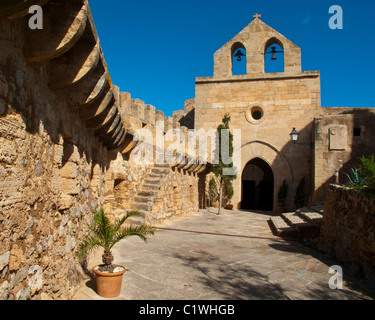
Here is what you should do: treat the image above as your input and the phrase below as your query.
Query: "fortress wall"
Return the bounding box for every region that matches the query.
[0,10,114,299]
[0,0,201,300]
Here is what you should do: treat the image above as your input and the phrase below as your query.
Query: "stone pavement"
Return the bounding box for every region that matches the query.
[73,209,375,300]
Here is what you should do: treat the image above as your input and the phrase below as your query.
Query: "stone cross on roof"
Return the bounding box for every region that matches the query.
[253,13,262,20]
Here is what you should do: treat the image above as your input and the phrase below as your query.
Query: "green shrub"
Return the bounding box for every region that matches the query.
[360,154,375,190]
[277,180,288,213]
[294,177,308,209]
[344,168,367,188]
[224,179,234,200]
[209,177,218,204]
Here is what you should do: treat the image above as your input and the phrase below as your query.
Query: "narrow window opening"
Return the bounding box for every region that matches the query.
[354,128,361,137]
[265,40,284,73]
[232,43,247,75]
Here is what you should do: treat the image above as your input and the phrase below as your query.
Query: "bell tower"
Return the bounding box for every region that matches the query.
[213,14,302,77]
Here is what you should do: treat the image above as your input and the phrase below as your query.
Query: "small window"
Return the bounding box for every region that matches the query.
[354,128,361,137]
[245,106,265,125]
[252,110,262,120]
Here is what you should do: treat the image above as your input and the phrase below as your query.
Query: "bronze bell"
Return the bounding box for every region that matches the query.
[234,50,245,62]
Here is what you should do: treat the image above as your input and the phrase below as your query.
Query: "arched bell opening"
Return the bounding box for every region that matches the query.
[264,37,285,73]
[231,42,247,75]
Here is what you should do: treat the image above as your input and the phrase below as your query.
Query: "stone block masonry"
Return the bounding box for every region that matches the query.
[317,185,375,276]
[0,0,202,300]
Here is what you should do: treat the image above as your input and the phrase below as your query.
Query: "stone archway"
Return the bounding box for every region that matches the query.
[241,158,274,211]
[232,141,294,212]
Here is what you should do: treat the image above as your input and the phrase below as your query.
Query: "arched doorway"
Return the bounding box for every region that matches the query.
[241,158,274,211]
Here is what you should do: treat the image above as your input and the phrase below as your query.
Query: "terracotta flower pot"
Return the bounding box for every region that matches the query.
[93,265,126,298]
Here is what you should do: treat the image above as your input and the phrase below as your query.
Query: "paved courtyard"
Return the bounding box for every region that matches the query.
[73,209,374,300]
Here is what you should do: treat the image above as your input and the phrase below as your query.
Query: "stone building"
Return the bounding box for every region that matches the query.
[0,1,374,300]
[174,14,375,212]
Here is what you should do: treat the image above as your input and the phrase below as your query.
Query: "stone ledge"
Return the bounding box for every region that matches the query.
[196,71,320,84]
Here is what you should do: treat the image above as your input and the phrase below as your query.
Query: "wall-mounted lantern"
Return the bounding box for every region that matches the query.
[290,128,299,143]
[290,128,314,148]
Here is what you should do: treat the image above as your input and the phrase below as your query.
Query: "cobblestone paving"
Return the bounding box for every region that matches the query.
[73,209,375,300]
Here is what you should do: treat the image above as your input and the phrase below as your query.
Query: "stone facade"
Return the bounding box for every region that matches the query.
[313,109,375,202]
[318,185,375,275]
[193,16,321,212]
[181,15,375,212]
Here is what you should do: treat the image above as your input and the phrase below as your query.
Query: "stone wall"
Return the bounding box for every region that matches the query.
[317,185,375,274]
[313,109,375,202]
[0,0,124,299]
[148,168,199,225]
[0,0,202,300]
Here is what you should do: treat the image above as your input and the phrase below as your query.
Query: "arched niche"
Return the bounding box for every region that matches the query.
[231,42,247,75]
[264,37,285,73]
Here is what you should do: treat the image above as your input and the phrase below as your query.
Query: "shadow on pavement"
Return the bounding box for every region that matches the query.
[173,250,289,300]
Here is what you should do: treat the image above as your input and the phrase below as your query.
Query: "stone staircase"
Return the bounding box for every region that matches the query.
[268,205,324,239]
[127,163,171,224]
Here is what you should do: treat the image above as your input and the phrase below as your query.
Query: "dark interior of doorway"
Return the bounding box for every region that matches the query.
[241,158,274,211]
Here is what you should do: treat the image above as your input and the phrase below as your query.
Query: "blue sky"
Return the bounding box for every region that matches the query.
[90,0,375,117]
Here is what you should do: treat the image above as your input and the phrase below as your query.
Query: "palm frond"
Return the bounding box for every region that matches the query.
[76,208,155,265]
[93,208,113,251]
[113,210,142,234]
[110,225,155,250]
[76,236,102,261]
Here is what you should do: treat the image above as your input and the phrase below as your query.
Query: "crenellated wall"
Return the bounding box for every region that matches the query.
[0,0,131,300]
[0,0,202,300]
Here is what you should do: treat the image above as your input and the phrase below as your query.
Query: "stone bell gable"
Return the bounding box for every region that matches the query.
[194,14,322,212]
[213,14,302,77]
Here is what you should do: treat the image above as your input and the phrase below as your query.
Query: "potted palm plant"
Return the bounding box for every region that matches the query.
[76,208,155,298]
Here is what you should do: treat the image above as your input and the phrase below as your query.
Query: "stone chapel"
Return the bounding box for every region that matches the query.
[175,14,375,212]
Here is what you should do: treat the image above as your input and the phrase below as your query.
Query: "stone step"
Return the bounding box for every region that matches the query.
[134,195,155,204]
[125,211,147,225]
[138,190,158,197]
[131,202,151,212]
[309,204,324,214]
[268,216,298,238]
[149,173,164,178]
[153,163,170,169]
[282,212,319,238]
[151,168,170,175]
[142,184,160,191]
[282,213,314,230]
[144,178,160,185]
[296,208,323,226]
